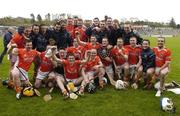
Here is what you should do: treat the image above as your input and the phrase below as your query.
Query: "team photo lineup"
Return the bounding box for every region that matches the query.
[1,16,176,105]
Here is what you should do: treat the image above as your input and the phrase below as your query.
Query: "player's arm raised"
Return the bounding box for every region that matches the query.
[80,51,91,64]
[51,47,63,63]
[76,31,86,47]
[7,43,17,54]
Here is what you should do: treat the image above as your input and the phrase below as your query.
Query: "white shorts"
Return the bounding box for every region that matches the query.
[8,54,18,63]
[86,71,96,77]
[129,65,137,74]
[15,67,29,81]
[66,78,78,83]
[48,72,64,79]
[36,69,50,80]
[105,65,113,74]
[155,67,169,76]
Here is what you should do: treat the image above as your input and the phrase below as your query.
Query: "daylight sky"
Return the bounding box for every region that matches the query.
[0,0,179,23]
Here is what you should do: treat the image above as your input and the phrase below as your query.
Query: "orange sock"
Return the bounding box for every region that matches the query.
[15,86,22,93]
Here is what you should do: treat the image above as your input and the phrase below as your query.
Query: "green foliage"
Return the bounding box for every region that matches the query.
[37,14,42,23]
[133,20,169,28]
[30,13,35,24]
[0,15,53,26]
[169,17,176,28]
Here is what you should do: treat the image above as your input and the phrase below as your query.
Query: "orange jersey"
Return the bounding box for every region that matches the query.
[111,47,129,65]
[39,52,54,72]
[18,49,39,71]
[62,60,81,79]
[11,33,25,48]
[125,45,142,65]
[66,46,85,60]
[84,56,101,72]
[74,27,87,41]
[153,47,171,67]
[84,42,100,51]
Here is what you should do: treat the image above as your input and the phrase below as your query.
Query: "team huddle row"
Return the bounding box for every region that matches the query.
[6,33,171,100]
[1,17,171,100]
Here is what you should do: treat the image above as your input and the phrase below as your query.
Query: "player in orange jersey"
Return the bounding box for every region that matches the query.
[10,40,39,99]
[153,37,171,97]
[111,38,129,83]
[124,36,142,87]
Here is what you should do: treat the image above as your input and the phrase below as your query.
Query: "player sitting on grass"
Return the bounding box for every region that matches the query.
[10,40,40,99]
[151,37,172,97]
[44,48,67,96]
[79,49,105,94]
[34,46,57,89]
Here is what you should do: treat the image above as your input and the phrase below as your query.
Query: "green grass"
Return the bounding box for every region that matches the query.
[0,37,180,116]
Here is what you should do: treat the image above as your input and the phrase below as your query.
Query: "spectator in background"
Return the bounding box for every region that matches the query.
[122,24,142,45]
[52,20,72,49]
[85,17,100,39]
[23,26,32,38]
[93,20,109,43]
[40,24,51,43]
[106,17,117,45]
[113,19,124,40]
[0,27,15,64]
[30,24,48,52]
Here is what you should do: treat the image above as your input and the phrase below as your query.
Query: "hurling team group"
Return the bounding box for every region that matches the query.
[2,17,172,99]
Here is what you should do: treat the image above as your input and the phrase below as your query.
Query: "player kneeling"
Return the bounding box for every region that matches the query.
[79,49,105,94]
[152,37,171,97]
[132,39,155,89]
[112,38,129,84]
[124,36,142,88]
[10,40,40,99]
[34,47,56,89]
